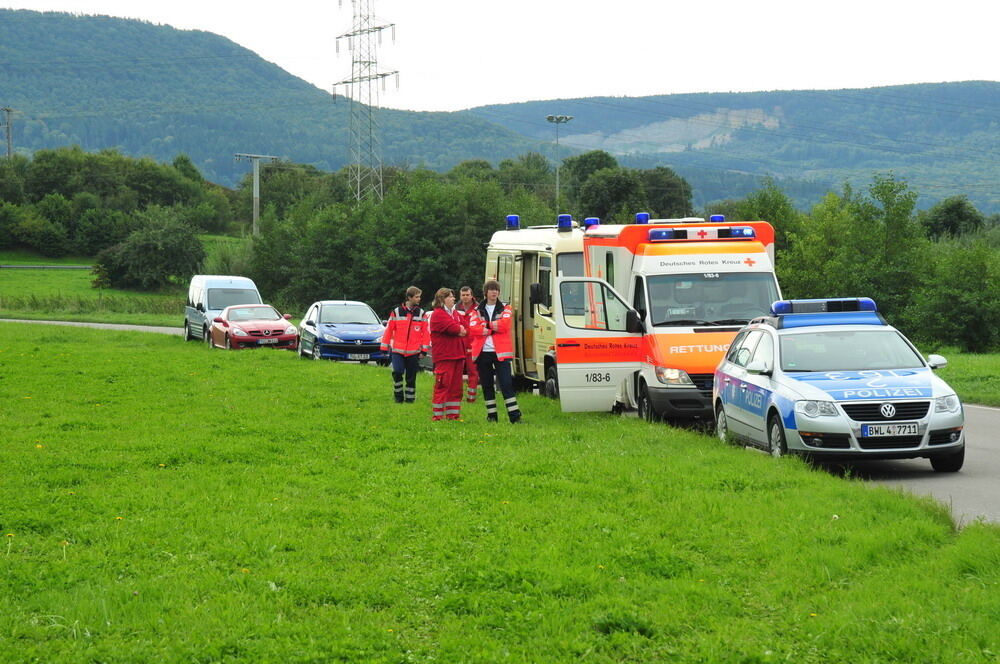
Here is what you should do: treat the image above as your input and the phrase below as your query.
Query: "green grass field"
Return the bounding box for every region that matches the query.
[1,324,998,662]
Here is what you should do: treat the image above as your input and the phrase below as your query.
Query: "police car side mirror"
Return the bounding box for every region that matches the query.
[747,359,772,376]
[626,309,644,334]
[927,354,948,369]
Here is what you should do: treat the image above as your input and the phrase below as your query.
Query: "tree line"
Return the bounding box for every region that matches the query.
[1,145,997,351]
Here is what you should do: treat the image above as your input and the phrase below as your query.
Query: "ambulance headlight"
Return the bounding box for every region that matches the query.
[795,400,838,417]
[934,394,961,413]
[654,366,694,386]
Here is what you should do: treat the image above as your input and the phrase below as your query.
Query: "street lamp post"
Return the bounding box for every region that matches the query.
[546,114,573,211]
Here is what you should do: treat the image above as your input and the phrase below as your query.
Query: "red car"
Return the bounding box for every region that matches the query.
[209,304,298,350]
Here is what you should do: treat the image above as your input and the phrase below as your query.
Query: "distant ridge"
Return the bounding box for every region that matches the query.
[1,9,996,211]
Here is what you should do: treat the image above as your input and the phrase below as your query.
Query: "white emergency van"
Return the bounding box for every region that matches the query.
[486,213,781,420]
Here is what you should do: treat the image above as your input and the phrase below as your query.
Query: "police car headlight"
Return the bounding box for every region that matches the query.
[934,394,961,413]
[654,366,694,386]
[795,400,838,417]
[231,326,249,337]
[323,334,344,343]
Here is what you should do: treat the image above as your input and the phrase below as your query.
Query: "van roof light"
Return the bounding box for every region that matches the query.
[505,214,520,230]
[709,214,725,222]
[557,214,573,232]
[634,212,650,224]
[583,217,601,228]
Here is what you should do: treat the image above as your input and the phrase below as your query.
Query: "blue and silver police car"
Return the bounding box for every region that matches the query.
[712,298,965,472]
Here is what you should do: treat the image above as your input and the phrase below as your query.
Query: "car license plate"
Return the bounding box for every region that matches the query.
[258,338,279,345]
[862,422,918,437]
[348,353,369,360]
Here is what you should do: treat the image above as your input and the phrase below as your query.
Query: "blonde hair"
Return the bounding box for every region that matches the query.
[433,287,455,308]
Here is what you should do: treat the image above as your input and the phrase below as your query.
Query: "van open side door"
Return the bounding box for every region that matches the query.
[553,277,644,412]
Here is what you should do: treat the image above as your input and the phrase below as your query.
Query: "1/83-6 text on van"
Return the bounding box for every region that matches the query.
[184,275,263,343]
[712,298,965,472]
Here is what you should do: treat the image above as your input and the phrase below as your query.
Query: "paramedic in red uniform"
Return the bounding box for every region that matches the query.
[456,286,480,403]
[380,286,430,404]
[429,288,467,421]
[471,280,522,423]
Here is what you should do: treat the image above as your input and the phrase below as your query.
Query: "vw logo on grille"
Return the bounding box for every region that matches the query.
[880,403,896,418]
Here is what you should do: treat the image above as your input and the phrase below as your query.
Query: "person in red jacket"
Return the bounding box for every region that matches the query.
[429,288,467,421]
[470,279,522,423]
[455,286,480,403]
[380,286,430,404]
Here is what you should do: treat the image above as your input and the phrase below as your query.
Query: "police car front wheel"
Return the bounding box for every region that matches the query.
[768,415,787,458]
[930,446,964,473]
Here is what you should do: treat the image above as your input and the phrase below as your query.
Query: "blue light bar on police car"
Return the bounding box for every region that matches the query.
[635,212,650,224]
[583,217,601,229]
[557,214,573,232]
[709,214,726,222]
[771,298,878,315]
[505,214,520,230]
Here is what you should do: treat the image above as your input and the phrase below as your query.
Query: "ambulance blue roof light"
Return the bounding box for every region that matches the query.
[709,214,726,222]
[635,212,650,224]
[583,217,601,228]
[505,214,520,230]
[556,214,573,232]
[648,229,676,241]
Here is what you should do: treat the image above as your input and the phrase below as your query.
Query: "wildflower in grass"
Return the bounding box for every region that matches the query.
[67,491,75,495]
[832,514,840,520]
[809,613,818,617]
[597,565,605,570]
[23,396,31,399]
[115,516,124,521]
[35,444,43,449]
[158,464,166,467]
[241,568,250,574]
[5,534,13,537]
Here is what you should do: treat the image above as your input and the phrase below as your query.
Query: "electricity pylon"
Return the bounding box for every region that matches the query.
[335,0,397,203]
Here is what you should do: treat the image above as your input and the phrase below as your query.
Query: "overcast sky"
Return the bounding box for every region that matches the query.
[4,0,997,112]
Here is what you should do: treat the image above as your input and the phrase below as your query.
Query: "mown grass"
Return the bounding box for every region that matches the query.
[1,324,998,663]
[930,350,1000,407]
[0,264,184,327]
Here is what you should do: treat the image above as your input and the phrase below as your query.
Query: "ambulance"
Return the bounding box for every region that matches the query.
[484,213,781,420]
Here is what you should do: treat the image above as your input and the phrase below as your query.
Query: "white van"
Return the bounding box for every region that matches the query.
[184,275,263,342]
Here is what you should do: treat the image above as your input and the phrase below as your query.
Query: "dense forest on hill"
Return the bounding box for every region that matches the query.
[1,9,997,211]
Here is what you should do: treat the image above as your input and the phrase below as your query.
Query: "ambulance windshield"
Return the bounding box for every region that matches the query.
[646,272,779,326]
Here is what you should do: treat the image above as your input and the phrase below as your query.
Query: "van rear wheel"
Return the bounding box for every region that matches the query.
[544,365,559,399]
[638,383,660,422]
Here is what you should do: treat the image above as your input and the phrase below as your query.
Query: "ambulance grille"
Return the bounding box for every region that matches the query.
[841,401,929,421]
[689,373,714,397]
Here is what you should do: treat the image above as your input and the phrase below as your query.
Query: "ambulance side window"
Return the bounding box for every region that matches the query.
[538,255,552,311]
[560,281,630,332]
[605,252,615,289]
[498,255,513,296]
[633,277,647,319]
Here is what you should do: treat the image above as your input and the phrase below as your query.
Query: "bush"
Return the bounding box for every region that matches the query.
[93,211,204,290]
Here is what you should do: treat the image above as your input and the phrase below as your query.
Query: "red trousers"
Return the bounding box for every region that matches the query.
[432,358,465,420]
[463,351,479,402]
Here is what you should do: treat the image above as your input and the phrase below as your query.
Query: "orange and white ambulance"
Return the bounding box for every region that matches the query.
[485,213,781,420]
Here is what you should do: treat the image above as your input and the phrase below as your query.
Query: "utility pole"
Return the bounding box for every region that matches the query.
[234,153,279,236]
[1,107,12,160]
[546,115,573,211]
[334,0,398,203]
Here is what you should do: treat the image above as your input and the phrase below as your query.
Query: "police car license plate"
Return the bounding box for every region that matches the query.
[348,353,369,360]
[258,338,278,345]
[862,422,918,437]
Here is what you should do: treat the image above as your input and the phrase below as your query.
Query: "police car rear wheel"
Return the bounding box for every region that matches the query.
[930,446,964,473]
[768,415,787,457]
[715,403,730,442]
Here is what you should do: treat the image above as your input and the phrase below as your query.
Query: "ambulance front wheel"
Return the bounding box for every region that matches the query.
[638,382,661,422]
[544,365,559,399]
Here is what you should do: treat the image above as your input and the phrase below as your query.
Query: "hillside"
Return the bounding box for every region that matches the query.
[466,83,1000,212]
[0,10,546,186]
[1,9,996,211]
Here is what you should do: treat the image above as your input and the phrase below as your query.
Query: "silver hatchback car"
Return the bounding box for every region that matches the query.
[713,298,965,472]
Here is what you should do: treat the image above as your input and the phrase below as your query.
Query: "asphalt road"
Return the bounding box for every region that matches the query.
[2,318,998,524]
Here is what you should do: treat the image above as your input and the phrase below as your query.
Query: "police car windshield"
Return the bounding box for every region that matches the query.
[208,288,262,310]
[779,329,925,372]
[320,304,380,325]
[646,273,778,326]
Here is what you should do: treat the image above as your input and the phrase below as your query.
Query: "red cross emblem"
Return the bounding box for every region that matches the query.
[744,257,756,267]
[697,229,708,239]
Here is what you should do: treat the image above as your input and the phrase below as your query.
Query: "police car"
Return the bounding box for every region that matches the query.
[712,298,965,472]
